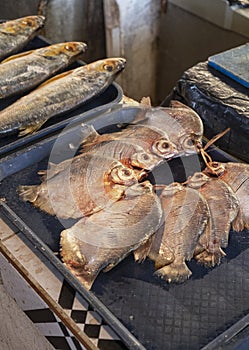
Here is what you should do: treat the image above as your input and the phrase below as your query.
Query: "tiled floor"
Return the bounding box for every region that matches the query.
[0,213,127,350]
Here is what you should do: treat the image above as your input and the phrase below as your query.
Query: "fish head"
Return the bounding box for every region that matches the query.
[9,15,45,34]
[187,172,210,189]
[204,161,226,176]
[146,106,203,156]
[161,182,184,198]
[107,163,138,187]
[130,150,163,170]
[124,181,153,198]
[177,133,203,155]
[86,57,126,77]
[44,42,87,60]
[151,136,178,160]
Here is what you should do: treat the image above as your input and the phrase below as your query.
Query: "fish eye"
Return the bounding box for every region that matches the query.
[195,173,204,179]
[122,168,132,177]
[183,137,194,147]
[109,165,135,184]
[103,64,113,72]
[22,19,33,26]
[212,162,219,168]
[138,152,152,162]
[65,44,74,51]
[153,139,171,155]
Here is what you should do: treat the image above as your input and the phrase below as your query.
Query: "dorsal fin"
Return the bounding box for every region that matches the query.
[140,96,151,107]
[1,49,35,63]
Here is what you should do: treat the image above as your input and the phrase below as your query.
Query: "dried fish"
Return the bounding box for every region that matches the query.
[18,153,140,219]
[81,123,178,161]
[136,182,210,283]
[0,41,87,98]
[0,57,126,136]
[204,161,249,230]
[60,181,163,289]
[0,16,45,60]
[187,172,240,266]
[132,100,203,156]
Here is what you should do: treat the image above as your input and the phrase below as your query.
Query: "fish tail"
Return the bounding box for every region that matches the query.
[18,184,55,215]
[17,185,39,203]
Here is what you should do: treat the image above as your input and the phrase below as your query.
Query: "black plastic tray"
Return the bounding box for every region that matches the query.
[0,105,248,350]
[0,35,123,156]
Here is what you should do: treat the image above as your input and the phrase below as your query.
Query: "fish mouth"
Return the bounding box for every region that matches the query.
[36,15,46,28]
[117,58,126,71]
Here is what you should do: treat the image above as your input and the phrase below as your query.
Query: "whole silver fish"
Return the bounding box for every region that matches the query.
[0,16,45,60]
[60,181,163,289]
[0,57,126,136]
[0,42,87,98]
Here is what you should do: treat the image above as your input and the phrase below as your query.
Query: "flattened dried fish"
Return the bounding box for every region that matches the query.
[140,182,210,283]
[0,57,125,136]
[0,41,87,98]
[133,100,203,156]
[204,162,249,230]
[187,172,240,266]
[18,153,139,219]
[60,181,163,289]
[81,123,178,161]
[0,16,45,60]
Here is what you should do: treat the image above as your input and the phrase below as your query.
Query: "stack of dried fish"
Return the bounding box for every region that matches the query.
[7,17,248,290]
[18,100,210,289]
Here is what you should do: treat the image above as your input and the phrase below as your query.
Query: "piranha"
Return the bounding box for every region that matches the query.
[135,182,210,283]
[0,16,45,60]
[60,181,163,290]
[132,99,203,157]
[0,57,126,137]
[18,153,140,219]
[187,172,241,267]
[0,41,87,98]
[204,161,249,230]
[80,123,178,161]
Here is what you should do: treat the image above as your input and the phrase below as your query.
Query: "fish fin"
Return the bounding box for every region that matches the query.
[37,162,59,180]
[37,69,75,89]
[18,184,55,215]
[232,208,246,232]
[79,126,110,153]
[140,96,151,107]
[194,248,226,268]
[155,260,192,283]
[1,49,35,63]
[18,122,45,136]
[17,185,39,203]
[133,236,153,263]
